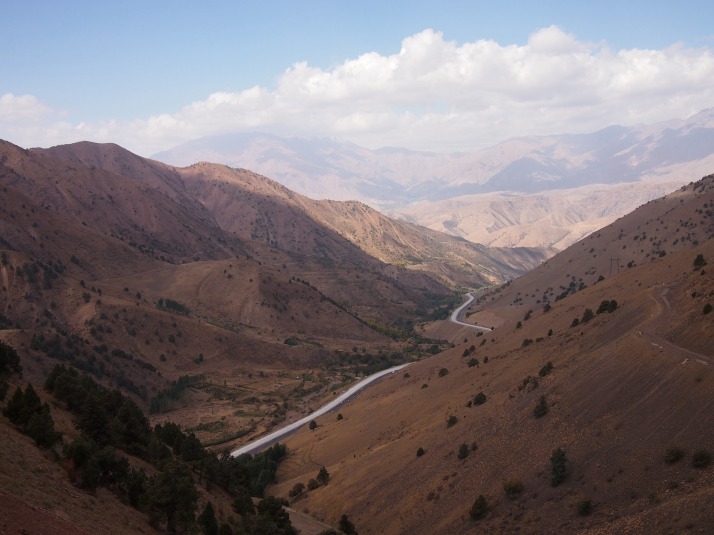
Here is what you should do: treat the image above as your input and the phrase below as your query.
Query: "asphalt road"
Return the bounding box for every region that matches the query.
[230,291,492,457]
[450,292,494,331]
[230,363,410,457]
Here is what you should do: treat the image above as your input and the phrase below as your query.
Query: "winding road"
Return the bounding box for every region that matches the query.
[230,363,410,457]
[450,292,494,331]
[230,291,490,456]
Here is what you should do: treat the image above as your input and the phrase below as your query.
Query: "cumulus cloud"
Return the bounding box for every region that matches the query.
[0,93,52,121]
[3,26,714,155]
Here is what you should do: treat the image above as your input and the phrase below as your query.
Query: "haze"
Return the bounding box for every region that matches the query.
[2,1,714,159]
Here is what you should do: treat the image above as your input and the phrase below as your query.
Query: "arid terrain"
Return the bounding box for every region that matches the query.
[269,175,714,534]
[0,136,712,534]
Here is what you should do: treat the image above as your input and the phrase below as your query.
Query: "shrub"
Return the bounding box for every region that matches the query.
[446,415,458,428]
[438,368,449,377]
[693,254,707,270]
[704,303,712,315]
[467,358,478,368]
[576,497,593,516]
[336,413,343,421]
[473,392,487,406]
[664,447,685,464]
[597,300,618,314]
[581,308,595,322]
[309,420,317,431]
[307,479,319,491]
[504,480,524,499]
[338,514,357,535]
[289,482,305,498]
[538,361,554,377]
[571,318,580,327]
[469,495,488,520]
[521,338,533,347]
[533,395,548,418]
[692,449,712,468]
[457,443,469,460]
[416,447,425,457]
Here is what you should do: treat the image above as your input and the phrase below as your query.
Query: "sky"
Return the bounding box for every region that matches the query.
[2,0,714,156]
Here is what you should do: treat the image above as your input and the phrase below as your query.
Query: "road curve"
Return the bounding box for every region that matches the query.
[230,363,411,457]
[450,292,493,331]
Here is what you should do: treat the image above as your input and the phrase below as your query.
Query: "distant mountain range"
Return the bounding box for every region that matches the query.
[154,108,714,249]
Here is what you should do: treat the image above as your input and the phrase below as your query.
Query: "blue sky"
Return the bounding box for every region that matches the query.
[2,1,714,155]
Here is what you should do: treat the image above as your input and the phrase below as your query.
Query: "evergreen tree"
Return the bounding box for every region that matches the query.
[550,448,567,486]
[147,461,198,533]
[25,403,61,448]
[3,386,24,424]
[0,341,21,377]
[198,501,219,535]
[338,513,358,534]
[255,496,296,535]
[316,466,330,485]
[19,384,42,427]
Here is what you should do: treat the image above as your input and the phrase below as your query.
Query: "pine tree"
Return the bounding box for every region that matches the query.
[316,466,330,485]
[198,501,219,535]
[550,448,567,486]
[25,403,61,448]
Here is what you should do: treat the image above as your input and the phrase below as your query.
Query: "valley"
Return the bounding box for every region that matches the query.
[0,136,712,534]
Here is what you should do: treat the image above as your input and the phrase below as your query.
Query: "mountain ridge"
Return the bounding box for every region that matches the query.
[153,108,714,250]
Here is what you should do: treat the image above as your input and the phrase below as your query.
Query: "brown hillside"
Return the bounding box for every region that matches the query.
[270,175,714,535]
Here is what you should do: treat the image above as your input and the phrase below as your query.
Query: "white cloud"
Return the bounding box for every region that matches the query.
[2,26,714,155]
[0,93,52,121]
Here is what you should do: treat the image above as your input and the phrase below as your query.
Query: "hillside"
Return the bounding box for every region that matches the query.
[267,175,714,534]
[153,109,714,250]
[0,138,550,452]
